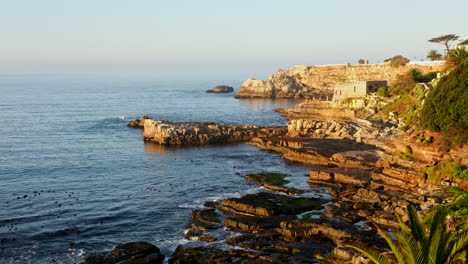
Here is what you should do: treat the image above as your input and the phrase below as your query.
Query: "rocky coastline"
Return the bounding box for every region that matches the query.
[87,62,465,264]
[235,63,445,99]
[112,99,463,264]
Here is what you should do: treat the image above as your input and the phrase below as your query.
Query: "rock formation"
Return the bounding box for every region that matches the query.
[206,85,234,93]
[85,241,165,264]
[236,63,445,98]
[142,119,287,145]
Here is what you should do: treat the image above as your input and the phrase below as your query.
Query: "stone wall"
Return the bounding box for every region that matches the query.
[331,80,387,103]
[236,63,445,98]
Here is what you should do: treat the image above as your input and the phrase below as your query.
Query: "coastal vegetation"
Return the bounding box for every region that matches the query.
[427,50,443,61]
[388,55,410,67]
[428,34,460,56]
[421,59,468,146]
[446,48,468,68]
[317,206,468,264]
[422,159,468,183]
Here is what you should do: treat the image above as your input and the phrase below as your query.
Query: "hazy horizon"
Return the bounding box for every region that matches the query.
[2,0,467,79]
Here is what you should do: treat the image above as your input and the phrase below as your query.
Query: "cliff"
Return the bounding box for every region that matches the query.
[236,63,445,98]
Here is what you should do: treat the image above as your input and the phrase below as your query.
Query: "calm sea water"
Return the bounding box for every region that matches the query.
[0,74,314,263]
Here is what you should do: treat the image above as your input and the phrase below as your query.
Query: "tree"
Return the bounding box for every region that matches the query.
[428,34,460,56]
[427,50,443,61]
[316,206,468,264]
[446,48,468,67]
[389,55,410,67]
[358,59,365,64]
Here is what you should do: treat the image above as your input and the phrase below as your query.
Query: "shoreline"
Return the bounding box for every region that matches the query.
[95,100,459,263]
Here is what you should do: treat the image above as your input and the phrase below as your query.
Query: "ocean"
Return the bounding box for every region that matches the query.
[0,74,314,263]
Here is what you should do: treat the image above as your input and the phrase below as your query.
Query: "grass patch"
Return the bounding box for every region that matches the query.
[247,173,289,186]
[421,159,467,183]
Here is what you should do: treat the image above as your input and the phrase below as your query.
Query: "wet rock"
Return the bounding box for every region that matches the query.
[189,209,222,230]
[169,246,232,264]
[204,200,220,208]
[206,85,234,93]
[85,241,164,264]
[224,215,296,233]
[184,229,217,242]
[219,192,325,217]
[244,173,305,195]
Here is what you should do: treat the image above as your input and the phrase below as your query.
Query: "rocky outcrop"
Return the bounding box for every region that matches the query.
[184,208,222,242]
[142,119,287,145]
[236,63,445,98]
[85,241,165,264]
[244,173,305,195]
[127,116,150,128]
[279,100,357,121]
[249,137,381,169]
[219,192,324,217]
[206,85,234,93]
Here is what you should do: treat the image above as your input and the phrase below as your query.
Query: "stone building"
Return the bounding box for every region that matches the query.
[331,80,387,103]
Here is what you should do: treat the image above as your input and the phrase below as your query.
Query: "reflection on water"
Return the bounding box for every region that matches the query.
[144,142,171,153]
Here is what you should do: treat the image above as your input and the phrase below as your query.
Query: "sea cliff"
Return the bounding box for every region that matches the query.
[236,63,445,98]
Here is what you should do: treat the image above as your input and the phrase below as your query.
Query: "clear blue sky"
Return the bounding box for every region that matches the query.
[1,0,467,78]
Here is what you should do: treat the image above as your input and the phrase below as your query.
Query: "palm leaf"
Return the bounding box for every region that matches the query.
[346,242,395,264]
[407,206,426,244]
[314,254,348,264]
[447,229,468,263]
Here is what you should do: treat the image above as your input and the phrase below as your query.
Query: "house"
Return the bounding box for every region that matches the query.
[456,38,468,50]
[331,80,387,104]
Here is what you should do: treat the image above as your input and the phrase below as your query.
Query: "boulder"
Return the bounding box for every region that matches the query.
[206,85,234,93]
[85,241,164,264]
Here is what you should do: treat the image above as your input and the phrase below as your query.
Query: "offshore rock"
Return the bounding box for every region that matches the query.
[127,116,150,128]
[206,85,234,93]
[85,241,164,264]
[143,119,287,145]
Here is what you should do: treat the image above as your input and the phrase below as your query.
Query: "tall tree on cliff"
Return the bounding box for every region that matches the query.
[428,34,459,57]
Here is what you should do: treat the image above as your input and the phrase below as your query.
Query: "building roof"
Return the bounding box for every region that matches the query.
[459,39,468,45]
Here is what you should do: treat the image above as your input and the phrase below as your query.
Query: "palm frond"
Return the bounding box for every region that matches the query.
[407,206,426,244]
[346,242,395,264]
[447,229,468,263]
[314,254,348,264]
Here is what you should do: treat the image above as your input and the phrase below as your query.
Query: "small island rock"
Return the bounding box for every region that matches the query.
[206,85,234,93]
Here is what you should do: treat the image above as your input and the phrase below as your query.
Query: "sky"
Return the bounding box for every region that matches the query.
[1,0,467,79]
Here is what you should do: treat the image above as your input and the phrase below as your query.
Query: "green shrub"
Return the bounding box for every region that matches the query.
[422,159,467,182]
[453,164,468,180]
[376,86,390,97]
[421,60,468,146]
[412,84,426,100]
[389,74,416,95]
[407,69,439,83]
